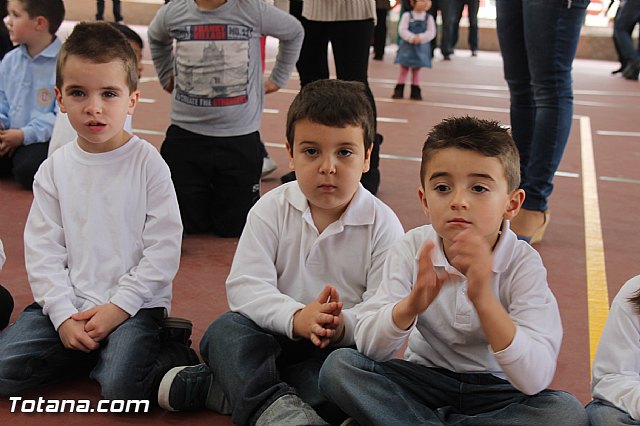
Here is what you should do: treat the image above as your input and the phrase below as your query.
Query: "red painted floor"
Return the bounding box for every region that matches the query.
[1,21,639,424]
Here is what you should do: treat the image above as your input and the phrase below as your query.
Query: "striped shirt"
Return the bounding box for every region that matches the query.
[302,0,376,22]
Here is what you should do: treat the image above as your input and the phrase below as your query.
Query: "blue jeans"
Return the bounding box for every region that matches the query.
[614,0,640,64]
[201,312,347,426]
[319,348,589,425]
[0,303,165,400]
[586,399,640,425]
[496,0,589,211]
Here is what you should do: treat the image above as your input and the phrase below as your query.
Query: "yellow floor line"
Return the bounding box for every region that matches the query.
[579,115,610,370]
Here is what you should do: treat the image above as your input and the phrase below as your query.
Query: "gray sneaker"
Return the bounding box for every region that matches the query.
[157,364,231,414]
[256,394,329,426]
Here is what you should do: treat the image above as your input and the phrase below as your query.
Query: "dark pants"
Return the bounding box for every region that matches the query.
[0,285,13,330]
[202,312,347,426]
[0,303,169,400]
[160,125,262,237]
[448,0,480,52]
[614,0,640,64]
[96,0,123,22]
[0,142,49,190]
[373,8,389,59]
[429,0,454,56]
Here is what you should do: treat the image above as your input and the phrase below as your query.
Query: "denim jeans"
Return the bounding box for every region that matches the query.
[496,0,589,211]
[319,348,589,425]
[201,312,347,426]
[0,302,165,400]
[614,0,640,64]
[586,399,640,426]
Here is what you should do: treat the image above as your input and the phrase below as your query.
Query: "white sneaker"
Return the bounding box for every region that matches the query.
[261,157,278,178]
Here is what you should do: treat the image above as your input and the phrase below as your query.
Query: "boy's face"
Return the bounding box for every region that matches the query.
[55,56,139,154]
[418,147,524,251]
[287,119,372,225]
[5,0,39,44]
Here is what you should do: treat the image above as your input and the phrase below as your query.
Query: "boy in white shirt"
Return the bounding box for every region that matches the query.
[0,22,193,401]
[157,79,405,425]
[318,116,588,425]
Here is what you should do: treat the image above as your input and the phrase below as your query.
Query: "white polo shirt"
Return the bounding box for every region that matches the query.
[226,181,404,345]
[355,223,563,396]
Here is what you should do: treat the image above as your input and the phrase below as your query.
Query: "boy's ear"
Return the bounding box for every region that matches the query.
[128,90,140,114]
[34,16,49,33]
[286,142,295,171]
[418,184,430,217]
[54,86,66,113]
[362,143,373,173]
[503,188,525,220]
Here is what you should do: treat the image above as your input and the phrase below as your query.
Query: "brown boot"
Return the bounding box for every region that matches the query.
[410,85,422,100]
[391,84,404,99]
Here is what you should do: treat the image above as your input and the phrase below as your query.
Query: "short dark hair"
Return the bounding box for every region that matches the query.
[17,0,65,35]
[286,79,375,153]
[56,22,138,93]
[420,116,521,192]
[109,22,144,50]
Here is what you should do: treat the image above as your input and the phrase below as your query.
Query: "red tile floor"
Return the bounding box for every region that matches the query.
[0,21,639,424]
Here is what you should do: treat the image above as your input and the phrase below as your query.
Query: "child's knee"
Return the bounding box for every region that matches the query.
[538,390,589,426]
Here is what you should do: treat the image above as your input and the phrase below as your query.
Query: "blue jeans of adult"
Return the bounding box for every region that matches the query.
[496,0,589,212]
[319,348,589,425]
[586,399,640,425]
[0,302,165,400]
[614,0,640,64]
[201,312,347,426]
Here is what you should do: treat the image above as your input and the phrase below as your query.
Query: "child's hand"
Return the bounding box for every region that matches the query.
[71,303,130,342]
[293,284,342,348]
[58,317,99,352]
[312,286,345,348]
[410,241,451,313]
[447,229,493,305]
[162,72,175,93]
[264,79,280,94]
[0,129,24,157]
[393,241,451,330]
[412,36,421,44]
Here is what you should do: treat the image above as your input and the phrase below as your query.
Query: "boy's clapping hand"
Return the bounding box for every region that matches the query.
[447,229,493,305]
[293,284,343,348]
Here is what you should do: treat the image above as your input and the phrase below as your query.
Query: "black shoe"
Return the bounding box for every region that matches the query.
[443,55,451,61]
[280,171,296,184]
[611,66,624,75]
[471,50,477,57]
[410,85,422,101]
[373,55,383,61]
[622,59,640,80]
[391,84,404,99]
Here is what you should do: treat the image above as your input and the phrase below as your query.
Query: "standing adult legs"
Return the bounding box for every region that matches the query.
[467,0,480,53]
[496,0,587,215]
[614,0,640,79]
[373,7,389,60]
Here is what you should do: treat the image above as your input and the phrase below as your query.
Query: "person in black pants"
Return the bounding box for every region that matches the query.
[0,0,14,60]
[446,0,480,56]
[0,239,12,330]
[95,0,123,23]
[283,0,382,195]
[373,0,391,60]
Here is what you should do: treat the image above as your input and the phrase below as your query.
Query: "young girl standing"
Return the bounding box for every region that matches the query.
[392,0,436,101]
[587,275,640,424]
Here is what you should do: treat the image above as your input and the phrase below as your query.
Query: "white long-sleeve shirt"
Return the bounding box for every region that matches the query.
[592,275,640,420]
[226,182,404,346]
[25,136,183,330]
[0,239,4,269]
[355,223,562,395]
[398,11,436,44]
